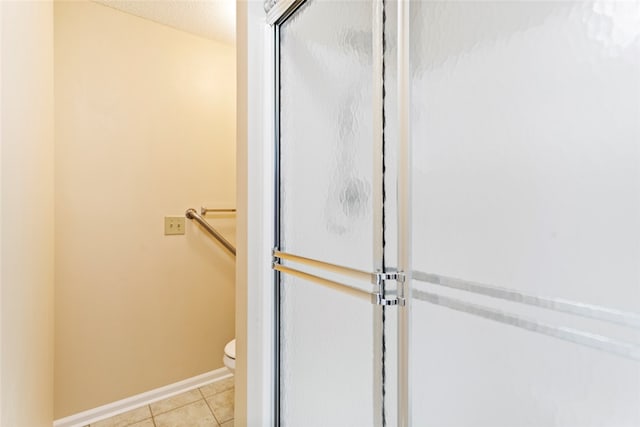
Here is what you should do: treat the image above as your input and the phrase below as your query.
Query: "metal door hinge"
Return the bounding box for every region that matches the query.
[372,271,406,306]
[373,271,405,285]
[372,293,406,306]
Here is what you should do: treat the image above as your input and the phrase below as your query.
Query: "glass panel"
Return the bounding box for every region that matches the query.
[280,272,374,426]
[278,0,379,424]
[410,1,640,425]
[279,0,374,272]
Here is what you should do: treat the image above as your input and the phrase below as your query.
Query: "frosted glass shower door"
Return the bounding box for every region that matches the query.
[408,1,640,426]
[275,0,388,426]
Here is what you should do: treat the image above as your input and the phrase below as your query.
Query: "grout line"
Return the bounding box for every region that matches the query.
[202,392,221,425]
[198,386,220,424]
[149,406,157,427]
[208,388,235,426]
[150,394,205,417]
[197,385,221,424]
[105,386,236,427]
[124,416,153,427]
[200,383,235,400]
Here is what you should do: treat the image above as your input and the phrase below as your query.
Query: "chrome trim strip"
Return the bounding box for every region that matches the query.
[397,1,411,426]
[273,250,375,283]
[413,271,640,329]
[266,0,306,26]
[273,21,282,426]
[413,289,640,362]
[274,264,373,303]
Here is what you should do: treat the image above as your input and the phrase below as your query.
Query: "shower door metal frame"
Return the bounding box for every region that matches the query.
[267,0,411,426]
[395,2,411,425]
[266,0,640,425]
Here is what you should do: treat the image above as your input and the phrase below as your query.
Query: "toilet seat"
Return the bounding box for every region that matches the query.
[224,339,236,360]
[223,339,235,372]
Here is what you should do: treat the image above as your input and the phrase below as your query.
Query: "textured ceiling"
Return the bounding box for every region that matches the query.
[92,0,235,44]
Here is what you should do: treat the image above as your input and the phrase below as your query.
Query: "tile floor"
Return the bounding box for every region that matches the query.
[86,377,234,427]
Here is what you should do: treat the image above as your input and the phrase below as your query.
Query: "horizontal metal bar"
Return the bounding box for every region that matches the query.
[413,289,640,362]
[185,208,236,256]
[273,250,374,283]
[273,264,372,303]
[413,271,640,329]
[200,207,236,215]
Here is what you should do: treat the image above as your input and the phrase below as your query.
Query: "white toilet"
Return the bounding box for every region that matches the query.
[223,339,235,372]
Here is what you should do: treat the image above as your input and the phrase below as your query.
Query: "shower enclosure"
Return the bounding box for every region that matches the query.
[266,0,640,425]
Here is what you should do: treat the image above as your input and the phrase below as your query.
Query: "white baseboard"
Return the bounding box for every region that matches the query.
[53,367,232,427]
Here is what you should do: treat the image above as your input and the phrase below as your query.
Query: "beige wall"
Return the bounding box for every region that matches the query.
[54,1,236,418]
[1,1,55,426]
